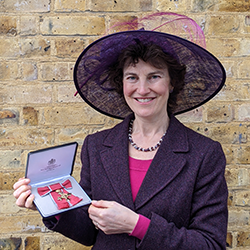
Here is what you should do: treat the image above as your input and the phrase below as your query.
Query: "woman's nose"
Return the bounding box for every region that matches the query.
[137,79,150,95]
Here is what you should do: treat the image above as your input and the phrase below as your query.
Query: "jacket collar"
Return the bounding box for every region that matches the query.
[100,114,189,210]
[102,114,189,152]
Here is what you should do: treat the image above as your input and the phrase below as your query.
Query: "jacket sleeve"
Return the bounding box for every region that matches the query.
[43,135,97,246]
[137,141,228,250]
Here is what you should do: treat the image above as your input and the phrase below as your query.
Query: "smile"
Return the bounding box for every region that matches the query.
[136,98,154,103]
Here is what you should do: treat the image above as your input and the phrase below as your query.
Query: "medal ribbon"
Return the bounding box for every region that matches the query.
[37,179,82,210]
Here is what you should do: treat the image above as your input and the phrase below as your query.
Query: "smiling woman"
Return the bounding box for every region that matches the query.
[13,12,228,250]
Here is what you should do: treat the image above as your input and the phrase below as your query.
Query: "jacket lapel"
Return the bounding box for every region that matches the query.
[100,115,135,210]
[134,116,189,210]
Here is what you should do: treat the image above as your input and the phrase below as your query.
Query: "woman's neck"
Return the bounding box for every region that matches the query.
[132,114,170,137]
[128,114,170,160]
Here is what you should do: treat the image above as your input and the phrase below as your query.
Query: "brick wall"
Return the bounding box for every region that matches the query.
[0,0,249,249]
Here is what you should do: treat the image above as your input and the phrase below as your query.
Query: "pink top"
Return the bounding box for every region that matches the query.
[129,157,152,201]
[129,156,152,240]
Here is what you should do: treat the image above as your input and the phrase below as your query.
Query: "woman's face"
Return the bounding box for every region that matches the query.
[123,59,172,120]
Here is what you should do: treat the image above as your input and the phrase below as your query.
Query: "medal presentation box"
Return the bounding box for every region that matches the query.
[25,142,91,218]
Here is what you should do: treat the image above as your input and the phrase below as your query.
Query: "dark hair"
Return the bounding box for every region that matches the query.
[108,40,186,115]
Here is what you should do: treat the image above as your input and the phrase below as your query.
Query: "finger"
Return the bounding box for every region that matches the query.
[15,188,37,210]
[89,213,100,222]
[13,178,31,191]
[92,220,99,228]
[13,177,26,190]
[91,200,112,208]
[25,193,37,210]
[88,205,106,228]
[13,183,31,199]
[88,205,99,219]
[15,189,32,207]
[88,204,94,213]
[88,203,107,217]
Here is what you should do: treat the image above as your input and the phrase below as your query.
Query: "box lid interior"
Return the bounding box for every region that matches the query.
[25,142,78,185]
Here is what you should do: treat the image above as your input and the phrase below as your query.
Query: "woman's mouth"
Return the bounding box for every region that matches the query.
[135,98,154,103]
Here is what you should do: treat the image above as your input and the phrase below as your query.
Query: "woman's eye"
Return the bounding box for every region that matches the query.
[126,76,136,81]
[151,75,160,80]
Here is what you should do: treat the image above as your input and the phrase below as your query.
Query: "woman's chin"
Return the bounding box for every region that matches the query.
[134,112,157,120]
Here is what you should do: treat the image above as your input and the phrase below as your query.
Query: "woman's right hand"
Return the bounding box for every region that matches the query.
[13,177,37,210]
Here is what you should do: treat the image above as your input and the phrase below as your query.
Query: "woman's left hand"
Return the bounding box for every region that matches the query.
[88,200,139,235]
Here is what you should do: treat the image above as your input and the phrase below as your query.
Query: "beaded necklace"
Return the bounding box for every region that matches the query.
[128,120,166,152]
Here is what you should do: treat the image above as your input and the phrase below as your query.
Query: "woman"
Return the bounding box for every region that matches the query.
[13,13,228,249]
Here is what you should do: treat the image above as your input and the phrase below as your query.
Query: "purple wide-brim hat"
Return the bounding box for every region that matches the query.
[74,15,226,119]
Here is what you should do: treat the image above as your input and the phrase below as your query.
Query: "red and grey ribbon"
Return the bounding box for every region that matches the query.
[37,179,82,210]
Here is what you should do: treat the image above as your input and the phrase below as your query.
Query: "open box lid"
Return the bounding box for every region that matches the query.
[25,142,78,185]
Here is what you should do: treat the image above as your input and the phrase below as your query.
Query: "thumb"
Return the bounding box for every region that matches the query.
[91,200,111,208]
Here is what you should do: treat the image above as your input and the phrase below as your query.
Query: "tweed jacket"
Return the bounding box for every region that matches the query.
[44,114,228,250]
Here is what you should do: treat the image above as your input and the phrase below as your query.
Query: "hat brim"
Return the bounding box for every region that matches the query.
[74,30,226,119]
